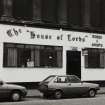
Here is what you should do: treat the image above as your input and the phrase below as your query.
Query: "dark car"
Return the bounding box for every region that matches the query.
[0,80,27,101]
[38,75,100,99]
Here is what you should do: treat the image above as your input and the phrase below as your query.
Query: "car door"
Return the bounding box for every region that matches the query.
[53,76,82,96]
[67,75,88,96]
[67,82,84,96]
[53,76,73,96]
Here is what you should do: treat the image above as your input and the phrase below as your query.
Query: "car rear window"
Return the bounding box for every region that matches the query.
[43,75,56,83]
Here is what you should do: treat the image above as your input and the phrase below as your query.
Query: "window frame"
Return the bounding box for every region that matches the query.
[3,43,63,68]
[83,48,105,69]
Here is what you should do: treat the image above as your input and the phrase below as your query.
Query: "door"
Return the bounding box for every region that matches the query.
[53,76,73,96]
[66,51,81,79]
[67,75,87,96]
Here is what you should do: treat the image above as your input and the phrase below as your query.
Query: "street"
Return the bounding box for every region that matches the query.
[0,94,105,105]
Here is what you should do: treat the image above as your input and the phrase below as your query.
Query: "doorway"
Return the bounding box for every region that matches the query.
[66,51,81,79]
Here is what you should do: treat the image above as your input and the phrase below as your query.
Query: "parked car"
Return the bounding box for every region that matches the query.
[0,80,27,101]
[38,75,100,99]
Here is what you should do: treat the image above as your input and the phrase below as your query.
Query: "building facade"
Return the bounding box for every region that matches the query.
[0,0,105,84]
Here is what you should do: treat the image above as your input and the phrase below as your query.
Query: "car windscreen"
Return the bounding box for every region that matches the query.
[68,75,81,83]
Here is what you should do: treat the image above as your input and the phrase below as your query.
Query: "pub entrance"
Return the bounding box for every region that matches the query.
[66,51,81,79]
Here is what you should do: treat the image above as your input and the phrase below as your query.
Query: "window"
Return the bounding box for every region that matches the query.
[67,0,83,27]
[42,0,57,24]
[90,0,101,28]
[40,46,57,67]
[68,75,81,83]
[13,0,33,20]
[0,0,3,17]
[55,76,69,83]
[84,48,105,68]
[3,43,62,68]
[43,75,56,83]
[100,0,105,28]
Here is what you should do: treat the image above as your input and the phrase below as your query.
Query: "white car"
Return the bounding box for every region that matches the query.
[39,75,100,99]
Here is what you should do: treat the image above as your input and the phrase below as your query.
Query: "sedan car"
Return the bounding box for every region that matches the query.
[0,80,27,101]
[38,75,100,99]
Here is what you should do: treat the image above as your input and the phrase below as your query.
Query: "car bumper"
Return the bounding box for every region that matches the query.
[22,89,27,97]
[39,87,55,94]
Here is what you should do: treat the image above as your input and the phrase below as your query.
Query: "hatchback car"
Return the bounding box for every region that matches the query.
[0,80,27,101]
[38,75,100,99]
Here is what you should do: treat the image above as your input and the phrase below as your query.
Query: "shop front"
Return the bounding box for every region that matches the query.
[0,24,105,83]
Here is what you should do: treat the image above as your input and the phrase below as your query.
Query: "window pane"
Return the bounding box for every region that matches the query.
[21,49,34,67]
[85,55,88,68]
[43,75,56,83]
[57,51,62,67]
[100,52,105,68]
[3,43,62,68]
[68,75,81,83]
[84,48,105,68]
[57,76,68,83]
[42,0,57,23]
[17,48,24,67]
[90,0,101,27]
[7,48,17,67]
[68,0,83,26]
[40,46,62,68]
[0,0,3,16]
[35,49,40,67]
[88,50,99,68]
[13,0,33,20]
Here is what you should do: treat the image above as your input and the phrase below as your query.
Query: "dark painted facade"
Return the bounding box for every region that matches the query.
[0,0,105,33]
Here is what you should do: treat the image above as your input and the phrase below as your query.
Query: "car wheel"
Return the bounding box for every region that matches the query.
[54,90,62,99]
[88,89,96,97]
[11,91,21,101]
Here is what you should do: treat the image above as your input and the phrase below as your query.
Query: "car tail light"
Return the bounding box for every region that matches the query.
[39,84,48,92]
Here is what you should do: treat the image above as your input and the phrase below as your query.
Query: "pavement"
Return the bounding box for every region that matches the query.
[26,87,105,98]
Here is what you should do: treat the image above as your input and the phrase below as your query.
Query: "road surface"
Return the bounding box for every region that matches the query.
[0,94,105,105]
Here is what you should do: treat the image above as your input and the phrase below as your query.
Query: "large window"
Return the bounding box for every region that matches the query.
[3,43,62,68]
[13,0,33,20]
[83,48,105,68]
[90,0,102,28]
[67,0,83,27]
[0,0,3,17]
[42,0,57,24]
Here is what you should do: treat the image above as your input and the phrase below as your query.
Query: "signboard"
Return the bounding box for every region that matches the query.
[0,24,104,48]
